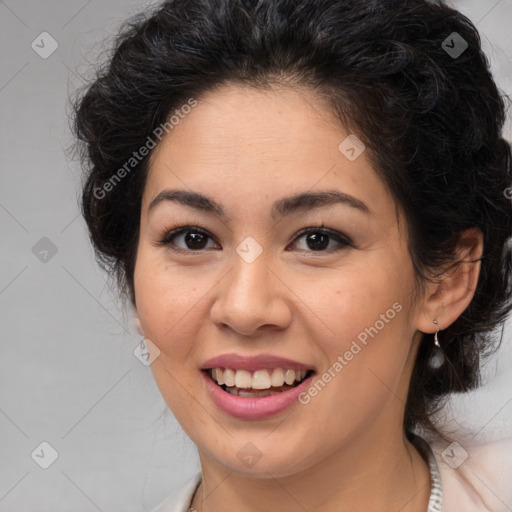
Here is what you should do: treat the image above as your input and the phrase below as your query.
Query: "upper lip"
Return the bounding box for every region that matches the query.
[200,353,316,372]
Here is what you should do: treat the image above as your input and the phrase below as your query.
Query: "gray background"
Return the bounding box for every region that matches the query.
[1,1,511,511]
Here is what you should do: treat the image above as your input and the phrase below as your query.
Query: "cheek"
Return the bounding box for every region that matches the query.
[307,259,414,398]
[321,267,413,386]
[133,254,212,356]
[134,257,208,413]
[316,262,407,341]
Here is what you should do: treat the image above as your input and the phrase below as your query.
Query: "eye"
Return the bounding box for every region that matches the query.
[157,224,353,254]
[158,226,219,252]
[288,227,353,253]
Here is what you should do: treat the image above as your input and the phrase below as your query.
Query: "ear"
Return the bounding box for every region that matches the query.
[416,227,483,334]
[133,312,145,337]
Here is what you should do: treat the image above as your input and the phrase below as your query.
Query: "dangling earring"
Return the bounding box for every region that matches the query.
[429,319,445,369]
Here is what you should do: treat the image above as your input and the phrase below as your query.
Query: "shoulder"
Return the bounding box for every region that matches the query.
[150,472,202,512]
[424,419,512,511]
[417,348,512,512]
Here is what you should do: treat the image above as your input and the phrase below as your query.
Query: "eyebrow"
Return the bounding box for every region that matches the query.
[148,188,371,220]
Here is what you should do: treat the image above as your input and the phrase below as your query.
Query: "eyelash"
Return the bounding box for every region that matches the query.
[156,224,354,254]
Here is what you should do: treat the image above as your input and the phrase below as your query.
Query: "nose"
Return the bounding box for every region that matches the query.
[209,249,292,337]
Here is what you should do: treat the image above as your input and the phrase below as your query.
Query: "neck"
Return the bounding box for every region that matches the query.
[191,425,431,512]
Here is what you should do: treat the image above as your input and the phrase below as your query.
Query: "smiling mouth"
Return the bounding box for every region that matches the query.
[203,367,315,397]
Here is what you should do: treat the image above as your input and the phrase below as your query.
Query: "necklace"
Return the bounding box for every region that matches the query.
[412,434,443,512]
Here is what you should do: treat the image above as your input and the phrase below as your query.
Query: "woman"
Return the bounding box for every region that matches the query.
[72,0,512,510]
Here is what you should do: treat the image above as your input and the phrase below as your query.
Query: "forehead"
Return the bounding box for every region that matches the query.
[143,84,397,224]
[150,85,341,167]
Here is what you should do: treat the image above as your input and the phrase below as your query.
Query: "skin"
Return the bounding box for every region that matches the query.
[133,84,483,512]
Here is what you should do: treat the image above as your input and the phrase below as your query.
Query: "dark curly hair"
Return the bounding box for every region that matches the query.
[72,0,512,439]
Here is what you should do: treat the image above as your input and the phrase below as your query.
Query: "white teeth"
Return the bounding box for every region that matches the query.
[235,369,252,389]
[214,367,224,385]
[252,369,272,389]
[210,367,310,389]
[270,368,284,387]
[284,369,296,385]
[223,368,236,387]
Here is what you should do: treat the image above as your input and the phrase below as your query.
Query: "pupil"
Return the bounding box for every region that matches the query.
[307,232,329,250]
[185,232,207,249]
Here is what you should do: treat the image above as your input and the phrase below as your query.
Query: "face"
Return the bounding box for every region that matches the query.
[134,84,426,478]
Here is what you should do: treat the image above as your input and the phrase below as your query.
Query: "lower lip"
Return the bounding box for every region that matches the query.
[201,370,314,420]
